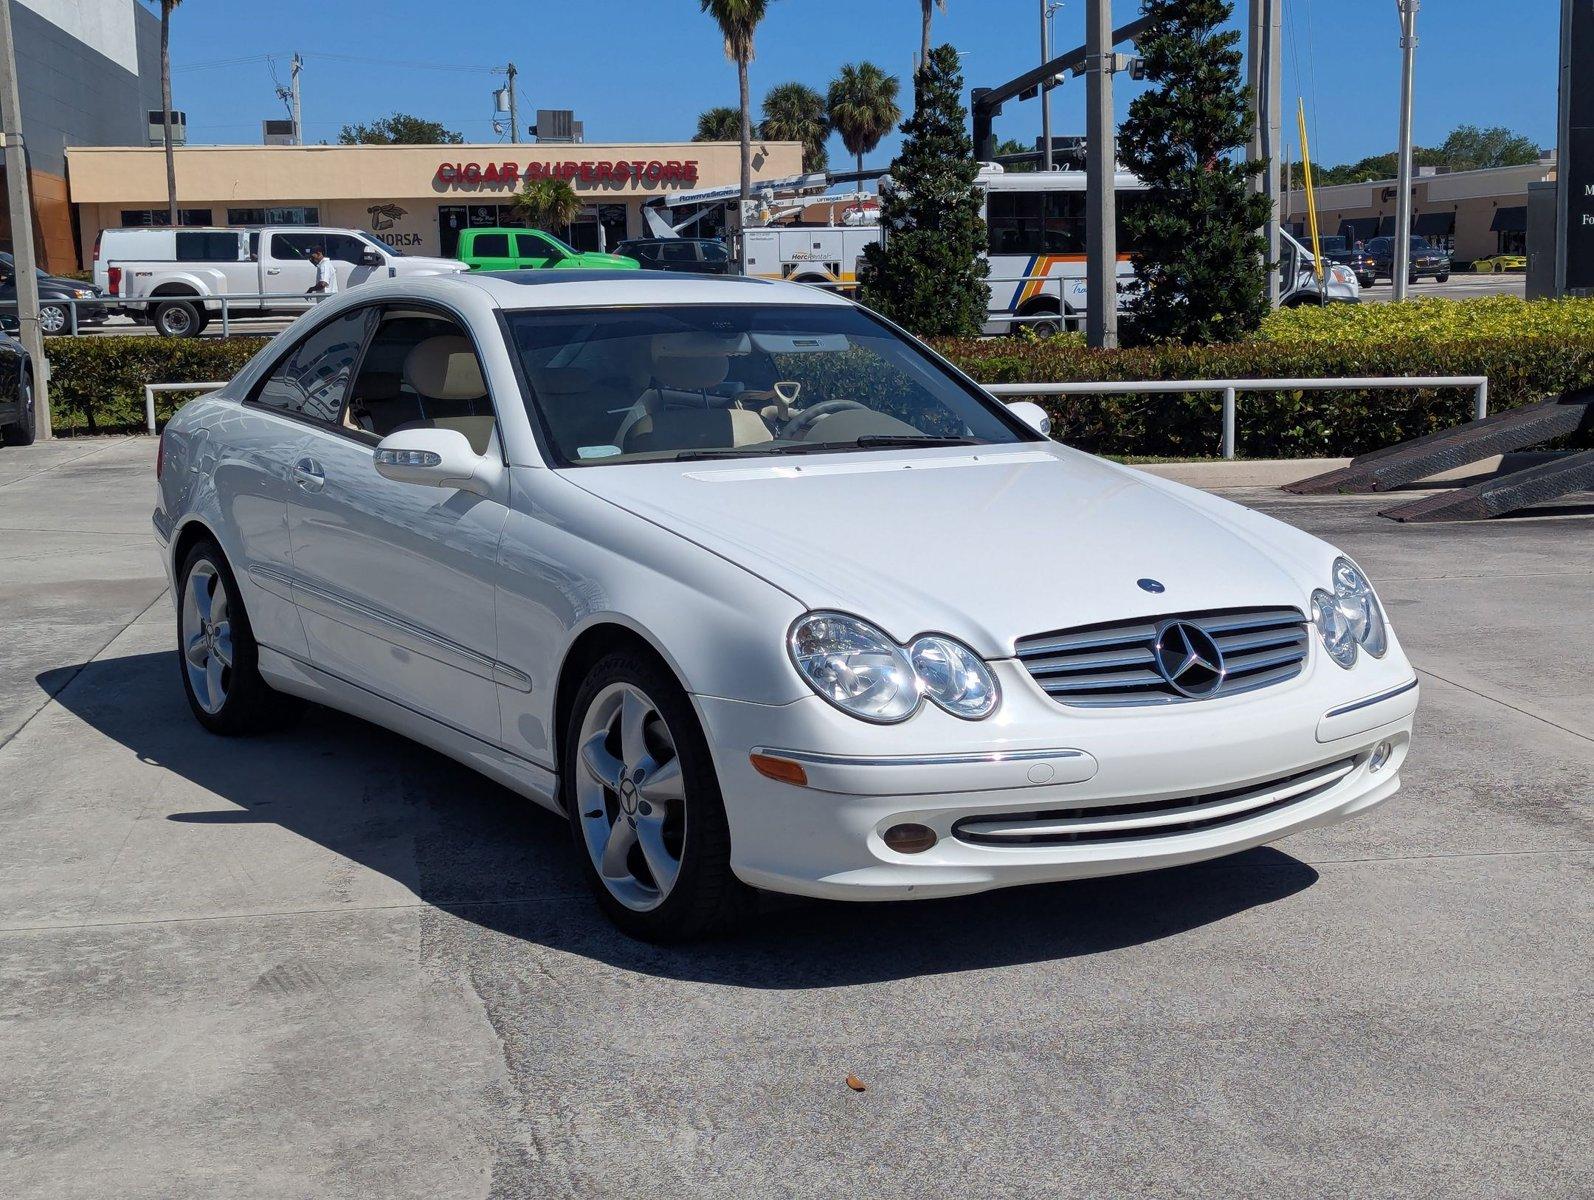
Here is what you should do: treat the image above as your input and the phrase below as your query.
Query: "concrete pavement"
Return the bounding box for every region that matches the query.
[1,437,1589,1199]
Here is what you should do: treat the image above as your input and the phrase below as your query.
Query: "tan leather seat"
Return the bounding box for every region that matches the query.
[401,335,495,454]
[615,332,752,449]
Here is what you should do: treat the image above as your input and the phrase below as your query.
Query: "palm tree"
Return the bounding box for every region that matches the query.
[699,0,769,207]
[694,107,742,142]
[760,82,830,174]
[515,177,582,235]
[828,62,901,190]
[153,0,183,225]
[918,0,946,81]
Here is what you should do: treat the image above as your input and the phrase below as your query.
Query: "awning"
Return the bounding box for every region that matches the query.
[1339,217,1380,242]
[1490,205,1527,233]
[1414,211,1455,237]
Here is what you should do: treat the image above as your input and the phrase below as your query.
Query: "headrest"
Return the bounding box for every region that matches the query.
[403,335,485,399]
[650,332,739,391]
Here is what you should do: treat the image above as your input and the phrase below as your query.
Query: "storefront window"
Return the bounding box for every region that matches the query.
[227,206,320,226]
[121,208,212,227]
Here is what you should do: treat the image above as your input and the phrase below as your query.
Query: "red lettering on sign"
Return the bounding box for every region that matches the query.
[482,163,501,183]
[683,160,699,183]
[595,161,613,182]
[643,160,664,181]
[501,162,519,180]
[525,161,545,179]
[435,158,703,188]
[462,163,481,182]
[436,163,457,183]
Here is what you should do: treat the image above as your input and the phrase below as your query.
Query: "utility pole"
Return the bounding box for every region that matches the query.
[1039,1,1052,170]
[506,62,520,145]
[290,53,302,146]
[1248,0,1282,307]
[0,0,48,438]
[1392,0,1419,300]
[1084,0,1118,348]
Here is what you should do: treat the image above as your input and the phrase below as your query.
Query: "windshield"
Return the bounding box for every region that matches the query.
[532,230,577,257]
[358,233,401,257]
[505,303,1035,466]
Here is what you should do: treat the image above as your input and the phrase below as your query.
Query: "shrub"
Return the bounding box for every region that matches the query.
[44,336,268,433]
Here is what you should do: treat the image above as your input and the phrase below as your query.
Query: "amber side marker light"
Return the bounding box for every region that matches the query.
[882,823,938,854]
[750,753,807,786]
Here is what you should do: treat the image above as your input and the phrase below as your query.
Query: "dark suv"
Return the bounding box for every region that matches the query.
[1365,235,1451,285]
[613,238,732,275]
[1313,235,1378,288]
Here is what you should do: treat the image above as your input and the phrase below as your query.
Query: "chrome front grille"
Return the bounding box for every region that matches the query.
[952,757,1356,847]
[1015,606,1309,707]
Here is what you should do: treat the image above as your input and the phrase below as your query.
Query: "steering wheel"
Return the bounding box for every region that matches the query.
[779,399,870,440]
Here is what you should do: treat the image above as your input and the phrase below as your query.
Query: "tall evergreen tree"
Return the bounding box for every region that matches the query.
[1117,0,1270,344]
[856,45,987,337]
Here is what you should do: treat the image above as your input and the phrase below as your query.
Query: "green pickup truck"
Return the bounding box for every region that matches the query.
[454,227,638,272]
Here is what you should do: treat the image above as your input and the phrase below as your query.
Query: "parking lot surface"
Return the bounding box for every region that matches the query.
[1359,270,1525,303]
[1,437,1589,1199]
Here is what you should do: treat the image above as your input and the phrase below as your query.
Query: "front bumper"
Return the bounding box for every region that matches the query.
[697,653,1418,901]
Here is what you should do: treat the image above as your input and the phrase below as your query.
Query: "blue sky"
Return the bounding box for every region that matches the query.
[166,0,1558,170]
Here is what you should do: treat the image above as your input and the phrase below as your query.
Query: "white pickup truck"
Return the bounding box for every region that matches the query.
[93,226,467,336]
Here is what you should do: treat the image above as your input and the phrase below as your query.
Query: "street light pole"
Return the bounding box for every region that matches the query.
[506,62,520,145]
[1040,1,1056,170]
[0,0,48,438]
[1084,0,1118,348]
[1392,0,1419,301]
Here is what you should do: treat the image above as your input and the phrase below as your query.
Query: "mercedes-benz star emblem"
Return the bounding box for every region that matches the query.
[1154,620,1226,697]
[618,777,639,815]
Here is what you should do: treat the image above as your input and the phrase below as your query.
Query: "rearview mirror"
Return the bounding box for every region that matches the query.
[361,248,384,266]
[1007,400,1052,437]
[374,428,492,495]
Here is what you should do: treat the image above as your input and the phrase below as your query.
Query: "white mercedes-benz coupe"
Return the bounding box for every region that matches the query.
[154,271,1418,939]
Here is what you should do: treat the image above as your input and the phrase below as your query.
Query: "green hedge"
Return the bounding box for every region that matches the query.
[39,297,1594,458]
[44,336,268,433]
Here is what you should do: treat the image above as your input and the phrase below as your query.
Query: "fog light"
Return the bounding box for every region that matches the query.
[1369,741,1393,772]
[882,823,938,854]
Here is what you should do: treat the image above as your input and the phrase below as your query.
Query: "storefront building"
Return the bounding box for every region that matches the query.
[64,140,803,265]
[1284,159,1555,266]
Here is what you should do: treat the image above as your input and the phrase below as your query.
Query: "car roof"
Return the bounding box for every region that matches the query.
[450,270,851,309]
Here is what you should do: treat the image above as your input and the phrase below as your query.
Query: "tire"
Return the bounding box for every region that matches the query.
[38,303,71,336]
[1435,272,1450,284]
[562,650,749,941]
[154,299,201,338]
[1016,305,1062,337]
[176,538,301,735]
[1,370,35,446]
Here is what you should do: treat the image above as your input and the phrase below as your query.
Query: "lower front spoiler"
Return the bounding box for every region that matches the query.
[730,736,1408,902]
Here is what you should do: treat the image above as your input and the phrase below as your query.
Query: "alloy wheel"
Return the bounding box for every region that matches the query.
[181,559,235,715]
[39,305,66,335]
[574,682,687,911]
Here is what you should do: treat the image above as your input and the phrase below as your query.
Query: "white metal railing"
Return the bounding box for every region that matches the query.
[985,376,1490,460]
[144,381,228,434]
[0,291,325,337]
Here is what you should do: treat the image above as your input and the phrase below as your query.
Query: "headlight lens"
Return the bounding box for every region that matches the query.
[789,612,920,723]
[909,634,1000,719]
[1311,557,1389,669]
[1331,556,1387,657]
[1311,588,1358,669]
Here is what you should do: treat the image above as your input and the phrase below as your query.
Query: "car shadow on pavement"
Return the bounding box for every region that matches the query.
[42,650,1321,988]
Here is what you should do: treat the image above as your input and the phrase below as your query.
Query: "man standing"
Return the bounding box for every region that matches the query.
[307,246,338,298]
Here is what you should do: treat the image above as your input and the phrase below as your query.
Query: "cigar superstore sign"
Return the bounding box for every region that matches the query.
[435,159,702,189]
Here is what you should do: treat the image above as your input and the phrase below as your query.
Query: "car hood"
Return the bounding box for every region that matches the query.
[567,443,1333,657]
[567,253,639,269]
[401,255,470,273]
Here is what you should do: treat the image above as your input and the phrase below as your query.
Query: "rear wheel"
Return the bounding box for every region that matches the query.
[1,370,35,446]
[176,540,300,735]
[154,300,201,338]
[1015,301,1063,337]
[563,651,748,941]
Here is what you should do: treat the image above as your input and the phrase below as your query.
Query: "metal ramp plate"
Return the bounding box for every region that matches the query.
[1379,449,1594,522]
[1283,391,1594,495]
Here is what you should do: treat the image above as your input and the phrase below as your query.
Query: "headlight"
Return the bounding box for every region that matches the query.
[73,288,92,298]
[1331,556,1387,657]
[789,612,920,723]
[1311,557,1388,669]
[909,634,1000,719]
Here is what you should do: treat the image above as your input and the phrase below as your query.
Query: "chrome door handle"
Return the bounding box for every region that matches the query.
[291,457,325,492]
[266,268,282,275]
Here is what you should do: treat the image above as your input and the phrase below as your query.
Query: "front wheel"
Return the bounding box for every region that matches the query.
[1435,272,1450,284]
[38,303,71,336]
[177,540,300,735]
[563,651,748,941]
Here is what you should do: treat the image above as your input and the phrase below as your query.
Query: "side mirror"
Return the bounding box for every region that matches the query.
[1007,400,1052,437]
[374,428,492,496]
[361,248,384,266]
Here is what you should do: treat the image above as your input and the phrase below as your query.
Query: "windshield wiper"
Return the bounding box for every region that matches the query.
[671,443,826,461]
[849,434,978,447]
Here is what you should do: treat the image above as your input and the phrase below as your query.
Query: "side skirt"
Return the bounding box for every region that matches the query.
[258,646,564,817]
